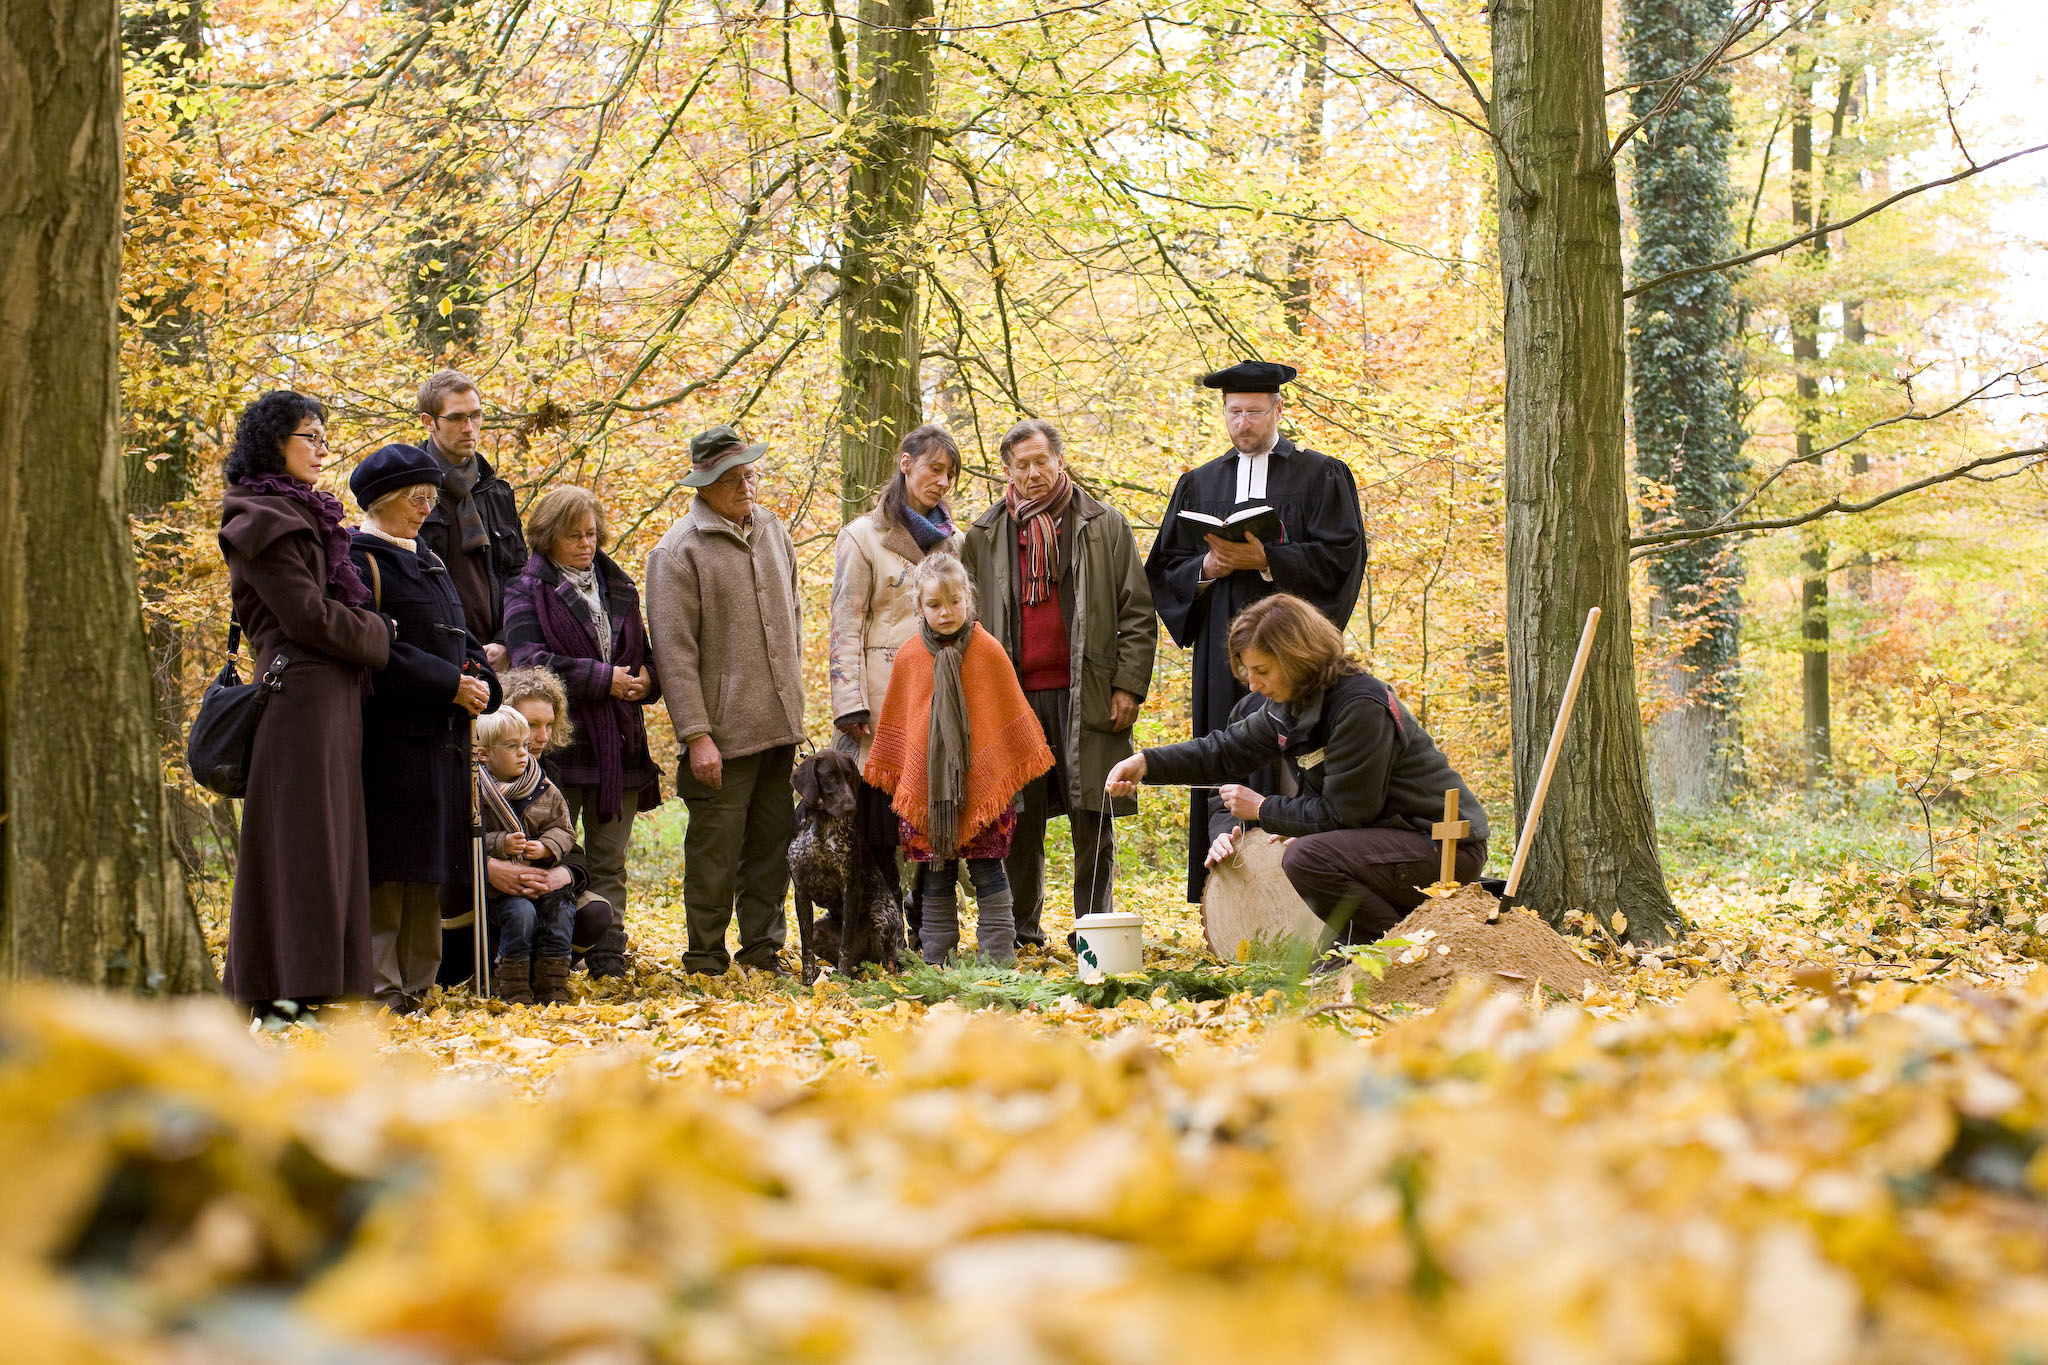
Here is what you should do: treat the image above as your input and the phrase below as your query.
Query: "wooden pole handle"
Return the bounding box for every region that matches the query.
[1503,606,1602,899]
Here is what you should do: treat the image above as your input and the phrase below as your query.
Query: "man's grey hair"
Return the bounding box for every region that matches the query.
[998,418,1064,464]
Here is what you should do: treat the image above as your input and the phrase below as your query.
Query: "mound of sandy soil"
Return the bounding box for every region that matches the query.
[1358,883,1610,1008]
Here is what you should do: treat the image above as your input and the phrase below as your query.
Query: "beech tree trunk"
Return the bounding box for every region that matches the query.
[0,0,213,989]
[1489,0,1681,942]
[836,0,936,522]
[1789,28,1831,784]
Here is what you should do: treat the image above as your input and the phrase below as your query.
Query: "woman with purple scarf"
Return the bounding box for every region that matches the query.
[828,423,965,908]
[217,391,397,1017]
[501,486,663,925]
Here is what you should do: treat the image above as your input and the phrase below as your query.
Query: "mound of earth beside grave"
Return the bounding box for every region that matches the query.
[1359,883,1610,1008]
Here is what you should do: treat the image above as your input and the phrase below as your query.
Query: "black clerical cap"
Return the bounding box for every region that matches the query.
[1198,360,1298,394]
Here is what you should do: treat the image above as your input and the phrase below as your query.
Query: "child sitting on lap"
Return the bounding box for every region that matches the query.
[475,707,578,1006]
[865,551,1053,965]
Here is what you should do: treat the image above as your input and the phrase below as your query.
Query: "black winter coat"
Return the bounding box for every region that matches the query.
[351,531,501,884]
[1145,671,1487,843]
[417,442,529,642]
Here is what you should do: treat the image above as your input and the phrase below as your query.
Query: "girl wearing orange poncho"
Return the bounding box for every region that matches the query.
[865,551,1053,964]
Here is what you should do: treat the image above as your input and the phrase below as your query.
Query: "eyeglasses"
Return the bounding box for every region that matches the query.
[403,489,436,510]
[714,469,760,489]
[434,409,486,428]
[289,430,330,448]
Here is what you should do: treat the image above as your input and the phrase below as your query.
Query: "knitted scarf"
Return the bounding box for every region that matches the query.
[523,554,650,821]
[898,500,954,554]
[237,473,371,607]
[865,622,1053,855]
[920,620,972,858]
[434,446,491,554]
[1004,469,1073,606]
[477,754,544,836]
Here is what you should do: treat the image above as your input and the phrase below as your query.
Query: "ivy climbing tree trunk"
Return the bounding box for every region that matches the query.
[124,0,216,872]
[0,0,213,990]
[836,0,936,522]
[398,0,488,359]
[1624,0,1748,810]
[1489,0,1681,942]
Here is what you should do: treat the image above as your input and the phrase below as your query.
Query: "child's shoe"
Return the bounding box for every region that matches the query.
[536,954,572,1005]
[494,957,535,1006]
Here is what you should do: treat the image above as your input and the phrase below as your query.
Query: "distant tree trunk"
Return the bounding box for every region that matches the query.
[1283,22,1328,337]
[836,0,936,522]
[1489,0,1681,942]
[0,0,213,989]
[399,0,486,359]
[1624,0,1748,811]
[124,0,214,871]
[1788,28,1830,785]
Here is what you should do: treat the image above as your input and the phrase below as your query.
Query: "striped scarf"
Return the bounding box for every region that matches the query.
[1004,469,1072,606]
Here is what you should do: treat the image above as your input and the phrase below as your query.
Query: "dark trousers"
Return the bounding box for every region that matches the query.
[1007,688,1115,944]
[678,744,795,974]
[488,888,576,966]
[1280,829,1489,943]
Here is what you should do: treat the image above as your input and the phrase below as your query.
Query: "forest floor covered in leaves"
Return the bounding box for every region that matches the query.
[8,795,2048,1362]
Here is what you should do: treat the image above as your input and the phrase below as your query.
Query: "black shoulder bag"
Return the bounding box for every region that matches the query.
[186,619,295,798]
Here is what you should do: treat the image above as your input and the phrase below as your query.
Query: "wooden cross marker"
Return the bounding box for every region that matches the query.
[1433,789,1470,886]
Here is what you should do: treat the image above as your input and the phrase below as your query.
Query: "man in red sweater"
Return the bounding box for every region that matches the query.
[962,421,1158,946]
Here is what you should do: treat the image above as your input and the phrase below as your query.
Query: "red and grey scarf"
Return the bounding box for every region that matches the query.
[1004,469,1073,606]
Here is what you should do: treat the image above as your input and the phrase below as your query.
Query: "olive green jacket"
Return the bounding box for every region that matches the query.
[962,484,1157,815]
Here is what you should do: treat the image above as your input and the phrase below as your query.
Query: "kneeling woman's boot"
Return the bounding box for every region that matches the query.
[494,957,535,1007]
[582,923,629,980]
[536,954,573,1006]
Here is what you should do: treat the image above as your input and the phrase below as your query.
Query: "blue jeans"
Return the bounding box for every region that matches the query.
[488,888,576,966]
[919,858,1009,900]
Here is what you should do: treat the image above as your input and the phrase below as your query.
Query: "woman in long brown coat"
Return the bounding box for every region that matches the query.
[218,391,394,1016]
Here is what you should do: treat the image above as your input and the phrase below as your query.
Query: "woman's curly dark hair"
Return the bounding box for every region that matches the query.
[224,390,327,485]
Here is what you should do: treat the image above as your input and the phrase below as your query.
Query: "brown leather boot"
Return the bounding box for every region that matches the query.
[536,954,572,1006]
[493,957,534,1007]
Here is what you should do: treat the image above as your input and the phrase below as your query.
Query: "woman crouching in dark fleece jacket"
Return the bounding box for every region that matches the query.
[1105,593,1488,948]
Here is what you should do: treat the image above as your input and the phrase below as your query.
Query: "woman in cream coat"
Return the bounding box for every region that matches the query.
[829,422,965,902]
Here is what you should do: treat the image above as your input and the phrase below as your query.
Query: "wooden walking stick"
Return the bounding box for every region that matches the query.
[1491,606,1602,924]
[466,678,490,999]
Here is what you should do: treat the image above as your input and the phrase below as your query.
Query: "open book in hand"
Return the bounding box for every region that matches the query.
[1176,504,1285,551]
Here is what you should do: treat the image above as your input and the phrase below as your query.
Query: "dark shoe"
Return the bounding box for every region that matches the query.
[536,954,573,1006]
[494,957,535,1006]
[739,952,793,977]
[380,993,422,1017]
[582,923,629,980]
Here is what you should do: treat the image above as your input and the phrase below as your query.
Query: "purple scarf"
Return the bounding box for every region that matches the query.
[237,473,372,607]
[527,556,650,821]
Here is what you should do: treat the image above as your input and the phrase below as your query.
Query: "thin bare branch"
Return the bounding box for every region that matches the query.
[1626,141,2048,298]
[1630,446,2048,556]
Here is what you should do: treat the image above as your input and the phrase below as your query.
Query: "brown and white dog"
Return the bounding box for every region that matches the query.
[788,747,908,985]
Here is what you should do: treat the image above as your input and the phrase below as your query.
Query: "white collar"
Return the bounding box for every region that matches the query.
[360,524,417,552]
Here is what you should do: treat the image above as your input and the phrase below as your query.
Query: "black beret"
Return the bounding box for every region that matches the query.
[349,442,445,510]
[1198,360,1298,394]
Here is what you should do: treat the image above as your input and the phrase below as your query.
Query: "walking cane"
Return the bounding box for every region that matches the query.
[466,667,490,999]
[1490,606,1602,923]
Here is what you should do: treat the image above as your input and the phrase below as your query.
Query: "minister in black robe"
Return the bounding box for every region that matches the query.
[1144,361,1366,899]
